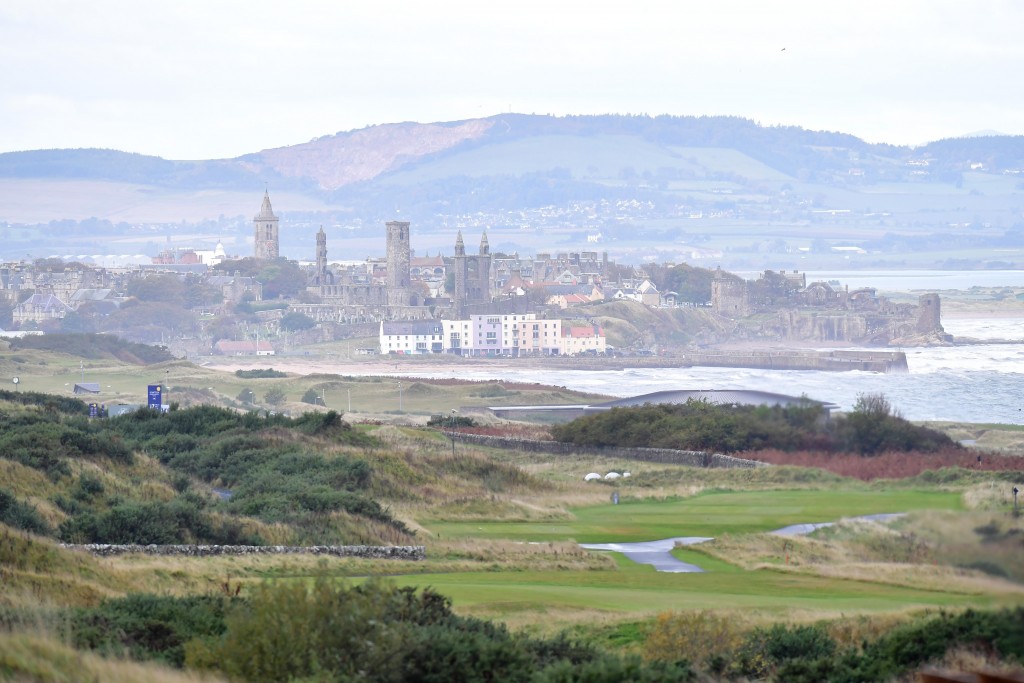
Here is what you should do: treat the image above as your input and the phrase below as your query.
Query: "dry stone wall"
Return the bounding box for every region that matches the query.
[453,433,766,468]
[61,544,425,559]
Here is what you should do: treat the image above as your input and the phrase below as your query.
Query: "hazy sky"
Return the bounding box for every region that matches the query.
[2,0,1021,160]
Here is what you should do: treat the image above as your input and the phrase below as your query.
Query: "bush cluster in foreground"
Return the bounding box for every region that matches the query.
[57,580,695,683]
[0,392,404,546]
[644,607,1024,682]
[11,582,1021,683]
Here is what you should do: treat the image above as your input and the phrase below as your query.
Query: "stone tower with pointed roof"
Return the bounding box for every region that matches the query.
[312,226,332,286]
[451,230,492,317]
[253,190,279,260]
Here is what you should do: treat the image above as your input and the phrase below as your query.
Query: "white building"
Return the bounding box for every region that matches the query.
[379,320,445,354]
[560,325,607,355]
[442,319,474,355]
[380,315,601,357]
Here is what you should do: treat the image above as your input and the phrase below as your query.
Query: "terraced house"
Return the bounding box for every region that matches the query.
[381,314,601,356]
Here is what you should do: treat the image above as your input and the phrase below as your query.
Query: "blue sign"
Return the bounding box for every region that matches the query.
[148,384,162,409]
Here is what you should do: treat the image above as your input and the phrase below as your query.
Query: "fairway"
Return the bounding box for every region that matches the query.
[424,489,963,543]
[385,559,1013,622]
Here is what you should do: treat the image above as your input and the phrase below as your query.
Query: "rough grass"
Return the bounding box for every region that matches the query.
[685,510,1024,591]
[0,631,227,682]
[744,448,1024,480]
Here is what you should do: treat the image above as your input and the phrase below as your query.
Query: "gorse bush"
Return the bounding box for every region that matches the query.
[0,392,402,545]
[70,594,231,668]
[8,333,174,364]
[234,368,287,379]
[0,389,90,415]
[185,578,695,683]
[0,488,52,536]
[58,496,259,545]
[644,607,1024,682]
[551,394,958,456]
[643,610,744,670]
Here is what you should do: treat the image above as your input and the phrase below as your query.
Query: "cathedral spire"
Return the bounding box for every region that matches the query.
[479,230,490,256]
[256,189,277,220]
[455,230,465,257]
[253,190,280,259]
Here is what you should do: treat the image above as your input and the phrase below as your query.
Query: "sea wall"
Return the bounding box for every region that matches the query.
[432,350,908,372]
[60,544,425,559]
[453,433,766,468]
[678,349,908,372]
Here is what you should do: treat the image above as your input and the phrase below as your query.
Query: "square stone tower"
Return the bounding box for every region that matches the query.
[386,220,412,307]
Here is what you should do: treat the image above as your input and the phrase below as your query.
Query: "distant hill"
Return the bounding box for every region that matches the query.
[2,114,1023,269]
[4,114,1024,205]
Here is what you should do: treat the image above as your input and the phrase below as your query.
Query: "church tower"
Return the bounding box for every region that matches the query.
[386,220,412,308]
[253,190,279,260]
[452,230,492,318]
[313,227,325,280]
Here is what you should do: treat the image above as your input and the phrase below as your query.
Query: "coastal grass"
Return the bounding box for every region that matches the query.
[421,488,963,543]
[0,350,595,416]
[0,631,227,683]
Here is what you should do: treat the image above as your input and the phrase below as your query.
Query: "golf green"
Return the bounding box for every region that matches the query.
[425,489,962,543]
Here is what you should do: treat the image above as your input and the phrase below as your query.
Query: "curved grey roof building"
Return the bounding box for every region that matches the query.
[586,389,837,413]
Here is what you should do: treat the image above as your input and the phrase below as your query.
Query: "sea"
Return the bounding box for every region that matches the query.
[387,271,1024,425]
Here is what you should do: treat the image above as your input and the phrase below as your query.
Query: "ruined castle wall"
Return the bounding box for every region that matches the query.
[916,293,943,333]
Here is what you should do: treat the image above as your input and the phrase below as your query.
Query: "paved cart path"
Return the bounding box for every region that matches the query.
[580,514,904,573]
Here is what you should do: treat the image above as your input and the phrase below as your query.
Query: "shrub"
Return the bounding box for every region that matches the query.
[234,368,287,379]
[263,387,286,405]
[187,578,691,682]
[0,488,52,536]
[427,414,477,428]
[71,594,231,667]
[836,393,959,455]
[279,311,315,331]
[8,333,174,364]
[300,387,323,405]
[643,610,744,668]
[732,623,837,680]
[236,387,256,403]
[551,395,958,456]
[57,497,244,545]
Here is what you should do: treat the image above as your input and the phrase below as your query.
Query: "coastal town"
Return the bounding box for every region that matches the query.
[1,191,950,358]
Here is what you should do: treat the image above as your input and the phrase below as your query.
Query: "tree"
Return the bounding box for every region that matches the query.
[264,387,286,405]
[59,311,96,334]
[215,257,306,299]
[280,311,316,332]
[301,388,324,405]
[126,273,186,303]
